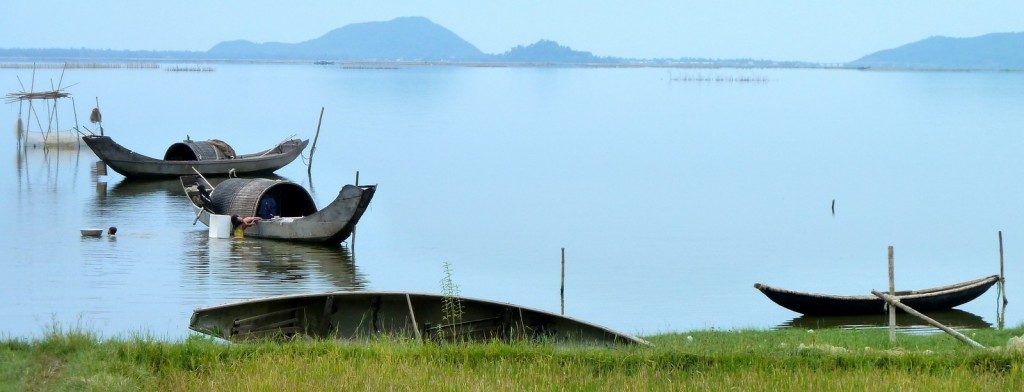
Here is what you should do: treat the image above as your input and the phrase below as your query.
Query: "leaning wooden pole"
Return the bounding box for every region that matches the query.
[888,245,896,343]
[871,290,985,349]
[307,107,325,177]
[999,231,1008,304]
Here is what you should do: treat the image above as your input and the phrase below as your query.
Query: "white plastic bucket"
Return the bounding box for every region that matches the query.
[209,214,232,238]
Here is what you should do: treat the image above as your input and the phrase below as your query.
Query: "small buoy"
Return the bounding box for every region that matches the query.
[107,227,117,236]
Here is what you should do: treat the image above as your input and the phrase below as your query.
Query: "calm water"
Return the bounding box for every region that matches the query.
[2,64,1023,339]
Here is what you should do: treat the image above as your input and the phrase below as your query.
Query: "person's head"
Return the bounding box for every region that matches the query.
[108,226,117,236]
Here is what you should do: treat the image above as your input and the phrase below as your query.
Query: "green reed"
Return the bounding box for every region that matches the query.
[4,326,1024,391]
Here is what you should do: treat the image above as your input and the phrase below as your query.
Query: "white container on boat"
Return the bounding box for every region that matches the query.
[208,214,232,238]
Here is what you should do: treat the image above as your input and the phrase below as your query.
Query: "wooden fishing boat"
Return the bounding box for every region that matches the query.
[180,175,374,244]
[189,291,650,345]
[754,275,999,315]
[83,135,307,178]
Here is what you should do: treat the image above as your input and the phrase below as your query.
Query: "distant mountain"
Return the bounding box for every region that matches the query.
[496,40,615,63]
[0,16,805,67]
[849,32,1024,70]
[208,16,485,61]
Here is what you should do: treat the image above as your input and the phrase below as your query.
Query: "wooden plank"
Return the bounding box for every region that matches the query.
[406,294,422,342]
[871,290,984,349]
[233,307,300,326]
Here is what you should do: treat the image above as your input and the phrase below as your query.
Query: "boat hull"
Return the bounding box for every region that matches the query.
[190,291,649,345]
[84,135,307,178]
[182,176,374,244]
[754,275,999,316]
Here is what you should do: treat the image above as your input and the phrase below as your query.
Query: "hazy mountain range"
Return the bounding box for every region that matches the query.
[0,16,1021,69]
[850,32,1024,70]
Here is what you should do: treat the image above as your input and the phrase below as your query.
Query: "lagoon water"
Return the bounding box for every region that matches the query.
[2,64,1024,339]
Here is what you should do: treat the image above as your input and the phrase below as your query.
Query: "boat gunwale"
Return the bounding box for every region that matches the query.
[753,275,1000,301]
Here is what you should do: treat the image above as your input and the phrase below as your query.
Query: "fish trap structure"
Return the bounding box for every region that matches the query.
[6,64,94,148]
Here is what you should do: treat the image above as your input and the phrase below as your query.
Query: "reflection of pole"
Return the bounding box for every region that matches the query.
[888,245,895,343]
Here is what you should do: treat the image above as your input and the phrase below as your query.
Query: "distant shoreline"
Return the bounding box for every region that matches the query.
[1,58,1022,72]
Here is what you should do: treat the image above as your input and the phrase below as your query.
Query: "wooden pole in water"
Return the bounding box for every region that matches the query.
[307,107,325,177]
[561,247,565,315]
[872,290,985,349]
[888,245,896,343]
[351,170,359,252]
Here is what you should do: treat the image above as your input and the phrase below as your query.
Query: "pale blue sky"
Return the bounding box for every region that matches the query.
[2,1,1022,62]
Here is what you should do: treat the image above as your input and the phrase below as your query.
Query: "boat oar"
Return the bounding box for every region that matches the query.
[192,206,206,226]
[190,166,213,225]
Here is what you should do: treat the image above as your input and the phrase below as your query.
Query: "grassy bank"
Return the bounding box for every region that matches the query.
[4,327,1024,391]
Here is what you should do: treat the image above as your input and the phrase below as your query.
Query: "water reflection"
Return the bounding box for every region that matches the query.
[183,232,365,292]
[778,309,991,333]
[15,147,86,192]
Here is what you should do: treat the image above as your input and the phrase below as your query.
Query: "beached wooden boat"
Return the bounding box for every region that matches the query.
[181,175,374,244]
[754,275,999,315]
[83,135,307,178]
[189,291,649,345]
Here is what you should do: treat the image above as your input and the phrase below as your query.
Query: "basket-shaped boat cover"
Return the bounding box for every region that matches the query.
[208,178,317,219]
[164,139,237,161]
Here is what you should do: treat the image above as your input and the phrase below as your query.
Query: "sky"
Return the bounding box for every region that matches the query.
[1,1,1023,63]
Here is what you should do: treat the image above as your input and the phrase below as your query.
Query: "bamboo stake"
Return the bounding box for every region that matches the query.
[561,247,566,315]
[406,294,422,342]
[307,107,325,177]
[999,231,1008,304]
[888,245,895,343]
[350,170,359,252]
[871,290,985,348]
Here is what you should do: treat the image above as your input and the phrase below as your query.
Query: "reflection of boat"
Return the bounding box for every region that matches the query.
[781,309,991,330]
[754,275,999,315]
[181,175,375,245]
[83,135,307,179]
[190,292,649,345]
[230,239,366,288]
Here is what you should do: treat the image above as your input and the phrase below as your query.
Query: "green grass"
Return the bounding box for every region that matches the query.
[4,326,1024,391]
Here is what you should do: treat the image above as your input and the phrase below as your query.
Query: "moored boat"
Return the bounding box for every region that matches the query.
[190,291,649,345]
[83,135,307,178]
[180,174,374,245]
[754,275,999,315]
